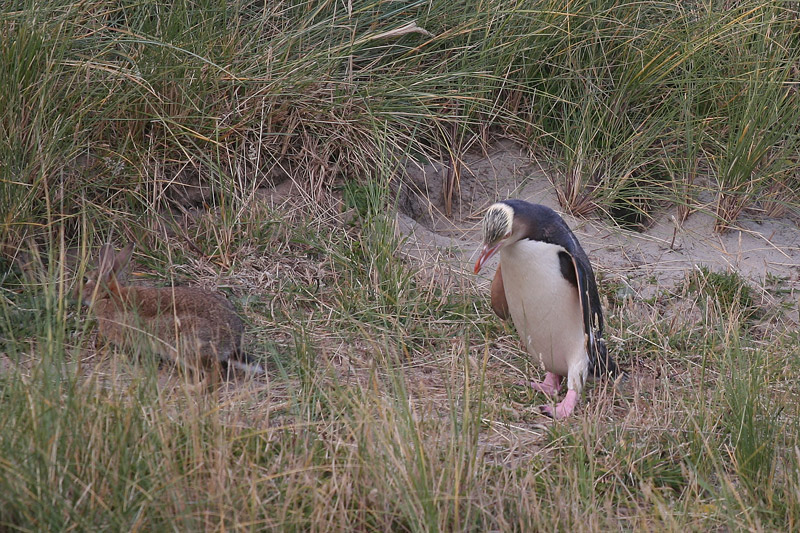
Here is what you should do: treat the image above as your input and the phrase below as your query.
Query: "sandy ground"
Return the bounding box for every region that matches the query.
[395,139,800,325]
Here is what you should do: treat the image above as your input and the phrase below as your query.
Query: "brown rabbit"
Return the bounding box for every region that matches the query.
[76,243,263,377]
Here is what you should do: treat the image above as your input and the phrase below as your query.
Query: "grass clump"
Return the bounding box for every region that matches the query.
[688,265,761,322]
[4,0,800,250]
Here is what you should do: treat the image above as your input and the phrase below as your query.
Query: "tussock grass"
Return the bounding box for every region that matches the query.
[3,0,800,249]
[2,0,800,531]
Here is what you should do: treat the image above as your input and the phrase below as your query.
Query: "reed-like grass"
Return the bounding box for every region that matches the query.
[3,0,800,247]
[2,0,800,531]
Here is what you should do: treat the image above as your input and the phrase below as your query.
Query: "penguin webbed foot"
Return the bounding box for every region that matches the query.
[517,372,562,397]
[539,389,579,419]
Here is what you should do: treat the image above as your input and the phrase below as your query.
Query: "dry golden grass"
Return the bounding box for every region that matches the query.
[3,190,799,531]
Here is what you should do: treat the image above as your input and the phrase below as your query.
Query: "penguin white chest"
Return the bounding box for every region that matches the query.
[499,239,587,378]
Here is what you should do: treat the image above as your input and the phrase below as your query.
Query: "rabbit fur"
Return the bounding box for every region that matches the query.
[77,243,263,376]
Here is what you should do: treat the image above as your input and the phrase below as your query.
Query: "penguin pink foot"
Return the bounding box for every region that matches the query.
[539,389,579,419]
[518,372,562,397]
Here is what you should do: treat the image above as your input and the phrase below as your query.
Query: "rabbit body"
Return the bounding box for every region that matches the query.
[79,243,248,373]
[93,285,244,368]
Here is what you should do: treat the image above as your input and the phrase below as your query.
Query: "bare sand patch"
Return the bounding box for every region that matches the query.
[395,139,800,325]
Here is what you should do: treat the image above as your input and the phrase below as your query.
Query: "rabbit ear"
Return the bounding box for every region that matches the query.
[112,243,134,275]
[97,244,117,280]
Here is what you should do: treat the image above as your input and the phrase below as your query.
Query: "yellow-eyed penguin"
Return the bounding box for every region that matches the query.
[474,199,619,418]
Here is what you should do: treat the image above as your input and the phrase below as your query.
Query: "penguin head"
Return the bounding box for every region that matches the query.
[474,202,516,274]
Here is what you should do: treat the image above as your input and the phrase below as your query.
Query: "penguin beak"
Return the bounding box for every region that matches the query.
[474,242,503,274]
